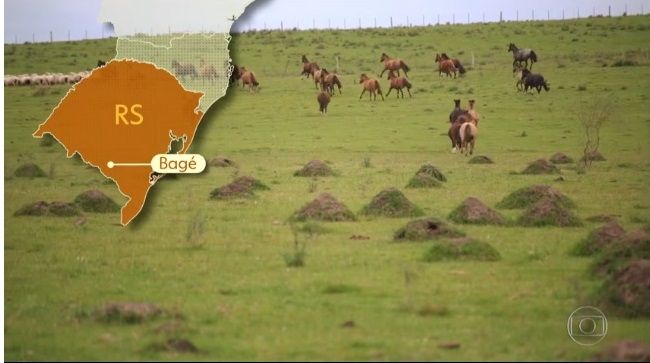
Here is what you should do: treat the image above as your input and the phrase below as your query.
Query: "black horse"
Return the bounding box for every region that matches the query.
[449,99,469,123]
[229,64,241,86]
[521,69,549,93]
[508,43,538,70]
[97,59,106,67]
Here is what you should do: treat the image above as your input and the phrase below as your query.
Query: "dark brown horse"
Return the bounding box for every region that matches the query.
[379,53,410,77]
[440,53,466,75]
[238,66,259,92]
[521,69,549,93]
[449,99,469,123]
[435,54,457,78]
[320,69,342,95]
[508,43,538,70]
[301,55,320,79]
[359,73,384,101]
[229,64,241,86]
[317,91,331,115]
[386,70,412,98]
[448,114,470,152]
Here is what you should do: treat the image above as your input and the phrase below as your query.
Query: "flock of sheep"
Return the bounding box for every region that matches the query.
[4,71,90,87]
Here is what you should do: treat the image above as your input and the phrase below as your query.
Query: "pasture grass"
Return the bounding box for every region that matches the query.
[4,15,650,360]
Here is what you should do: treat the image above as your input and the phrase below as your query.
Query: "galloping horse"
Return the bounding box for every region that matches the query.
[313,68,325,89]
[320,69,342,95]
[449,99,469,123]
[435,54,457,78]
[459,119,478,156]
[238,66,260,92]
[385,70,412,98]
[301,55,320,79]
[448,113,470,152]
[440,53,466,75]
[379,53,410,78]
[467,99,480,125]
[358,73,384,101]
[508,43,538,70]
[317,91,331,115]
[521,69,549,94]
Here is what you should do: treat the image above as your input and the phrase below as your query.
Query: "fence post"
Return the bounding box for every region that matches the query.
[516,9,519,21]
[499,11,502,22]
[390,17,393,27]
[563,9,565,19]
[437,14,440,25]
[608,6,611,16]
[32,33,35,43]
[453,13,455,24]
[280,21,283,31]
[532,9,535,20]
[50,31,53,43]
[548,10,550,20]
[467,12,469,24]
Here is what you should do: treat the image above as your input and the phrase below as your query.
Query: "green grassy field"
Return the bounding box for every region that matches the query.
[5,15,650,361]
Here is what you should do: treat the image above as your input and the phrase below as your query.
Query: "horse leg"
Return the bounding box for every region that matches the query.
[386,87,393,97]
[407,88,412,98]
[359,89,366,100]
[379,68,386,78]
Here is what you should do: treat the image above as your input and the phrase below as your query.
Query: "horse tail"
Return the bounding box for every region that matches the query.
[530,50,538,63]
[400,60,410,73]
[405,78,412,89]
[375,80,383,95]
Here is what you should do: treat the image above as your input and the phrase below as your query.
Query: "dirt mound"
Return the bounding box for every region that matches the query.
[361,188,423,218]
[600,260,650,317]
[468,155,494,164]
[550,152,574,164]
[74,189,120,213]
[294,160,335,177]
[422,237,501,262]
[292,193,355,221]
[14,162,46,178]
[582,150,606,162]
[97,302,162,323]
[591,341,650,362]
[208,156,237,168]
[415,164,446,182]
[572,221,626,256]
[210,176,269,199]
[14,201,81,217]
[517,198,582,227]
[592,229,650,276]
[448,197,507,225]
[39,133,56,147]
[586,214,621,223]
[394,218,464,241]
[496,185,575,209]
[164,338,199,353]
[406,173,442,188]
[521,159,560,174]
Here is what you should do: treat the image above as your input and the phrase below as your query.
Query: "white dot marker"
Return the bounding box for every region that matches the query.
[107,161,115,168]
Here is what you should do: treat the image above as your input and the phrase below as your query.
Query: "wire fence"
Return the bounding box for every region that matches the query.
[5,5,646,44]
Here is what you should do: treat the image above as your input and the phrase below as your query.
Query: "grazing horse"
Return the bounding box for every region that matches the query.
[238,66,259,92]
[171,60,198,80]
[320,69,342,95]
[317,91,331,115]
[467,99,480,125]
[358,73,384,101]
[301,55,320,79]
[440,53,466,75]
[97,59,106,67]
[199,58,218,82]
[508,43,538,70]
[459,119,478,156]
[449,99,469,123]
[379,53,410,77]
[521,69,549,94]
[385,70,412,98]
[229,64,241,86]
[435,53,457,78]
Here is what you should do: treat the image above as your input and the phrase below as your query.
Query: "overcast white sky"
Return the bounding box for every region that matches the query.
[4,0,649,43]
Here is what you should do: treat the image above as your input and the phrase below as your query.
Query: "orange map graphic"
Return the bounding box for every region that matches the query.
[33,60,204,225]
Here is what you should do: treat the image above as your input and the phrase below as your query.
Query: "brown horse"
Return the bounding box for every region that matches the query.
[301,55,320,79]
[379,53,410,78]
[467,99,480,126]
[448,114,470,152]
[440,53,466,75]
[320,69,342,95]
[313,68,325,89]
[459,120,478,156]
[386,70,412,98]
[435,54,457,78]
[199,58,218,82]
[359,73,384,101]
[238,66,259,92]
[171,60,198,81]
[317,91,331,115]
